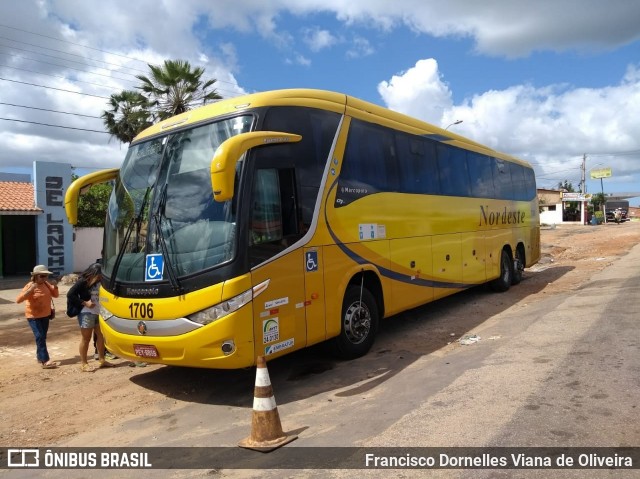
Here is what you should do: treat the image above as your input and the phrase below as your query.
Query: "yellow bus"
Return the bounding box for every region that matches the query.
[65,89,540,368]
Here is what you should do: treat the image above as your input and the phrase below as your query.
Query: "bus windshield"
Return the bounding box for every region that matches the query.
[103,115,253,283]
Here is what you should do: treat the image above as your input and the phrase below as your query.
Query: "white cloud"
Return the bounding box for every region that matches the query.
[285,53,312,66]
[345,36,374,58]
[281,0,640,58]
[303,27,339,52]
[378,59,453,123]
[378,57,640,190]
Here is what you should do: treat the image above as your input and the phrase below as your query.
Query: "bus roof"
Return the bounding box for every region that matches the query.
[134,88,529,167]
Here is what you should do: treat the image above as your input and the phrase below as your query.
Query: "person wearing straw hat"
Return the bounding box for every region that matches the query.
[15,265,60,369]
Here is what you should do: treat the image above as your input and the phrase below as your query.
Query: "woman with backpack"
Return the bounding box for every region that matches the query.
[67,263,114,372]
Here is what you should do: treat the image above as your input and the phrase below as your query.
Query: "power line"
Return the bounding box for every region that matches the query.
[0,77,110,99]
[0,61,240,99]
[0,50,139,84]
[0,35,150,74]
[0,25,246,135]
[0,24,243,89]
[0,117,108,133]
[0,102,101,119]
[0,23,149,66]
[0,63,129,91]
[587,151,640,158]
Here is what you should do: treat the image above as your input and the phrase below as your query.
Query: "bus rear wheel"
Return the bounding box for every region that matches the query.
[490,249,513,292]
[512,246,525,285]
[333,285,378,360]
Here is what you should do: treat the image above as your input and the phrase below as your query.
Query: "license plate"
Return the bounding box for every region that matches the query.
[133,344,159,358]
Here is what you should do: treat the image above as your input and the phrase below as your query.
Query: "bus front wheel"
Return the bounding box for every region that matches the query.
[490,249,513,292]
[333,285,378,360]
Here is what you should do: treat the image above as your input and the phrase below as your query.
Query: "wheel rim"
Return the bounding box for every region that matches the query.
[343,300,371,344]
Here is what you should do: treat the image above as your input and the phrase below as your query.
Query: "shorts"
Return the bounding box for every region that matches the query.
[77,312,99,329]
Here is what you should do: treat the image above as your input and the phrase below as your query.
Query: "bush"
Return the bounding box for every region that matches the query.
[594,211,604,224]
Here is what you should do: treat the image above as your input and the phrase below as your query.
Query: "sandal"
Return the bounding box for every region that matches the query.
[41,361,58,369]
[98,360,115,368]
[80,363,94,372]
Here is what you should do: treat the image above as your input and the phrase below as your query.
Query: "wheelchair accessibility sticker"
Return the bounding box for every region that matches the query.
[305,251,318,272]
[145,254,164,282]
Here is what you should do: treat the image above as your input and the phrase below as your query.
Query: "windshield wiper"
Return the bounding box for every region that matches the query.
[153,184,183,293]
[109,187,151,292]
[108,216,135,292]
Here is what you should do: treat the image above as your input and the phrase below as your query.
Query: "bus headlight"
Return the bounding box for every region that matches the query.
[187,289,253,325]
[186,280,269,326]
[99,304,114,321]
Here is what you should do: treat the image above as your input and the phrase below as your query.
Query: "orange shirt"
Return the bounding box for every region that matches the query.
[16,281,59,319]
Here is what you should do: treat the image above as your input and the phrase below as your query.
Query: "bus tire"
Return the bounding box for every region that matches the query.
[512,246,525,285]
[490,249,513,292]
[333,285,378,360]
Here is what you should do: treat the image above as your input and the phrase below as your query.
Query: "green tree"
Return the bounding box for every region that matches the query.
[102,60,222,143]
[557,180,575,192]
[590,192,605,211]
[558,180,578,220]
[76,177,113,227]
[136,59,222,121]
[101,90,152,144]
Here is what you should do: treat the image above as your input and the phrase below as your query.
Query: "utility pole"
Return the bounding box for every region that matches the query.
[581,153,586,193]
[581,154,587,224]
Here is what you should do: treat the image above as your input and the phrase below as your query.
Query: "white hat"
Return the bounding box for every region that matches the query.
[31,265,53,276]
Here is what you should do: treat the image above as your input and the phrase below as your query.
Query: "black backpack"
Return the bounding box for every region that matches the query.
[66,297,83,318]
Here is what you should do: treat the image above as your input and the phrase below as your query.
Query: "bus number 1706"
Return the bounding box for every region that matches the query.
[129,302,154,319]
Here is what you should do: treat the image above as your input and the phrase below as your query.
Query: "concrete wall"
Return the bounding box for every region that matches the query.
[540,205,563,225]
[33,161,73,276]
[73,227,102,273]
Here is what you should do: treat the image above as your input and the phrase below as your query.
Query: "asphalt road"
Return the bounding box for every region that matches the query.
[349,241,640,479]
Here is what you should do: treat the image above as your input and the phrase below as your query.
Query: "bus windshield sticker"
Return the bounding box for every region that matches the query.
[145,254,164,282]
[265,338,294,356]
[262,318,280,344]
[264,297,288,309]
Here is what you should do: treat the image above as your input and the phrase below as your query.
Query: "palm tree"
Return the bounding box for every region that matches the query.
[136,59,222,121]
[101,90,152,144]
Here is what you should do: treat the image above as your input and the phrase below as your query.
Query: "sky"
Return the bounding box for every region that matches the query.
[1,0,640,204]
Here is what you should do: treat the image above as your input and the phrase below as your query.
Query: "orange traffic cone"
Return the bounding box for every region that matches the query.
[238,355,297,452]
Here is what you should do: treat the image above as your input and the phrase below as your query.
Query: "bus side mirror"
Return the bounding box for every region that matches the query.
[210,131,302,202]
[65,168,119,225]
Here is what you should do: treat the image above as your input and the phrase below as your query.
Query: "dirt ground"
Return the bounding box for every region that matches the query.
[1,221,640,448]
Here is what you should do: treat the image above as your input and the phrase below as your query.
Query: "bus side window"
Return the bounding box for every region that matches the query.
[249,168,299,266]
[492,158,514,200]
[395,133,439,195]
[437,144,471,197]
[467,152,494,198]
[251,169,282,245]
[510,164,528,201]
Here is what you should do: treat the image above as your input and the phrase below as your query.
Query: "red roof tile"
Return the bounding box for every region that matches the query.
[0,182,42,214]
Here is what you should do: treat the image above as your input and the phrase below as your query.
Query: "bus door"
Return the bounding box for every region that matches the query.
[248,167,307,360]
[303,246,326,345]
